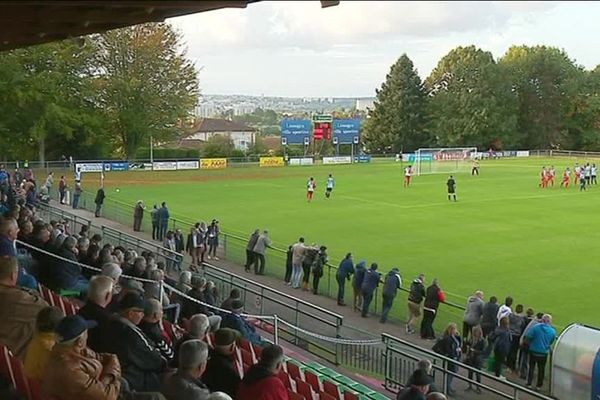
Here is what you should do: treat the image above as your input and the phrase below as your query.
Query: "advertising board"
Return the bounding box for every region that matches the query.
[280,119,312,145]
[152,161,177,171]
[75,163,103,173]
[176,161,199,170]
[200,158,227,170]
[332,119,361,144]
[129,163,153,171]
[322,156,352,165]
[289,157,314,166]
[259,157,285,167]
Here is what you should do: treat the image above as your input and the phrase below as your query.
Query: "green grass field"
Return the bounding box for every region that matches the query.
[96,157,600,329]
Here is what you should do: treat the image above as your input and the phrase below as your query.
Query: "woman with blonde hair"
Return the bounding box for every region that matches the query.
[432,323,461,396]
[465,325,486,393]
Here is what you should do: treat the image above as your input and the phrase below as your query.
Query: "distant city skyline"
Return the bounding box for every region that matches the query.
[168,1,600,98]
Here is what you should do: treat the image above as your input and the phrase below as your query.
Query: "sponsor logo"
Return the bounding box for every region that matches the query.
[176,161,199,170]
[259,157,285,167]
[200,158,227,169]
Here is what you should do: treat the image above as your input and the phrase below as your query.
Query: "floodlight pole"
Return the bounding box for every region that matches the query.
[150,136,154,164]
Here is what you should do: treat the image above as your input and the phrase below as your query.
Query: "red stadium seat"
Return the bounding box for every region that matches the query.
[0,344,31,400]
[252,343,263,360]
[38,284,78,316]
[320,391,337,400]
[343,391,359,400]
[295,379,314,400]
[322,380,340,400]
[287,361,303,382]
[239,339,257,363]
[240,348,254,367]
[304,370,321,393]
[289,389,305,400]
[278,370,291,389]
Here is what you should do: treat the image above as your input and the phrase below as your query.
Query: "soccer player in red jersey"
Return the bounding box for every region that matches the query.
[404,165,413,188]
[560,167,571,189]
[307,177,316,202]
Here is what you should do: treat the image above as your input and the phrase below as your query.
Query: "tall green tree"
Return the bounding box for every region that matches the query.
[95,23,199,158]
[425,46,517,150]
[363,54,428,153]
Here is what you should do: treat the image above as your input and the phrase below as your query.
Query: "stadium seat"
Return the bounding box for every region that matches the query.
[304,370,322,393]
[239,339,257,363]
[278,370,292,389]
[38,284,78,316]
[251,342,263,360]
[287,360,303,382]
[0,344,31,400]
[289,389,305,400]
[295,379,314,400]
[323,380,341,400]
[343,391,360,400]
[319,391,337,400]
[240,348,254,367]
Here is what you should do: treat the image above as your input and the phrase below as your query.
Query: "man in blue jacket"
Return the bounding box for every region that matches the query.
[380,267,402,324]
[336,253,354,306]
[360,263,381,318]
[221,300,263,345]
[352,260,367,312]
[526,314,556,391]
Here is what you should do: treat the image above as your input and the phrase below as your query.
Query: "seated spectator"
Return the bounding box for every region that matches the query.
[210,392,233,400]
[203,281,218,307]
[396,369,433,400]
[145,269,171,307]
[220,288,241,311]
[426,394,447,400]
[42,315,122,400]
[221,300,262,345]
[78,275,117,354]
[24,306,65,380]
[101,262,123,283]
[203,328,242,397]
[139,298,175,363]
[405,359,438,394]
[54,236,89,293]
[107,292,165,392]
[0,218,19,256]
[108,278,145,312]
[174,314,210,367]
[0,256,48,359]
[80,242,100,269]
[237,344,287,400]
[161,339,210,400]
[76,237,90,261]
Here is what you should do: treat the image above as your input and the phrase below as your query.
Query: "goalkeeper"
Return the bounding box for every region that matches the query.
[447,175,457,201]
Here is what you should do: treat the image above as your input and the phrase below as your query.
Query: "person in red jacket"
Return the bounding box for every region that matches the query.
[237,344,288,400]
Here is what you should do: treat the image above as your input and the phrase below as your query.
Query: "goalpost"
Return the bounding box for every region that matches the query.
[414,147,478,175]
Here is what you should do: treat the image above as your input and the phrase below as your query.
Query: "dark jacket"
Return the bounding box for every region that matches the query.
[94,188,105,205]
[202,349,241,397]
[158,207,170,224]
[465,336,487,368]
[336,258,354,280]
[237,364,288,400]
[396,387,427,400]
[352,261,366,289]
[54,247,82,289]
[181,287,210,320]
[360,268,381,296]
[138,320,175,363]
[382,269,401,298]
[77,300,118,354]
[408,278,425,304]
[246,232,260,252]
[302,247,318,268]
[221,313,262,345]
[481,301,499,328]
[0,235,16,257]
[434,334,462,361]
[106,317,165,392]
[312,249,327,278]
[161,371,210,400]
[423,283,442,311]
[404,370,438,394]
[151,208,159,224]
[491,327,512,354]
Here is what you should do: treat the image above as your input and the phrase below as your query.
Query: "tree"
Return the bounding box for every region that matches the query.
[95,23,199,158]
[363,54,428,153]
[425,46,517,150]
[202,135,235,158]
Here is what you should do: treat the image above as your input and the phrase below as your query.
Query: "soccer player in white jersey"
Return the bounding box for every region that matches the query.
[325,174,335,199]
[307,177,316,202]
[403,165,413,188]
[592,164,597,185]
[585,163,592,186]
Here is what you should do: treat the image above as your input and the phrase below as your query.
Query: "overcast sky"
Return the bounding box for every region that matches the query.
[167,1,600,98]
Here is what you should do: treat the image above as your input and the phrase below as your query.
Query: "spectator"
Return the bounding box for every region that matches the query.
[202,328,242,397]
[55,235,89,293]
[133,200,145,231]
[221,300,262,345]
[163,231,177,271]
[360,262,381,318]
[284,245,293,285]
[94,186,105,218]
[481,296,499,338]
[197,222,208,264]
[404,359,438,394]
[139,299,175,363]
[76,237,90,261]
[174,314,211,367]
[203,281,218,308]
[490,316,512,378]
[0,256,48,359]
[58,176,67,204]
[380,267,402,323]
[406,274,426,335]
[432,323,461,395]
[396,369,433,400]
[72,181,82,209]
[464,325,486,393]
[44,172,54,190]
[497,296,513,323]
[157,202,170,241]
[519,311,542,379]
[207,219,220,261]
[211,392,233,400]
[161,339,210,400]
[101,262,122,283]
[78,276,117,354]
[186,226,199,268]
[0,217,18,256]
[420,279,445,340]
[221,288,241,312]
[42,315,122,400]
[151,205,159,240]
[312,245,328,295]
[336,253,354,306]
[426,394,447,400]
[507,304,525,371]
[525,314,556,391]
[463,290,485,341]
[352,260,367,312]
[244,229,260,273]
[237,344,288,400]
[252,230,272,276]
[107,292,165,392]
[300,244,318,291]
[24,306,65,380]
[290,237,306,288]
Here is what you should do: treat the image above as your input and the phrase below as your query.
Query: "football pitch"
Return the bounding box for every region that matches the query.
[99,157,600,329]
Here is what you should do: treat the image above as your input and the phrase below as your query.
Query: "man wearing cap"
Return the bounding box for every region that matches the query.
[396,369,433,400]
[221,300,263,346]
[106,292,166,392]
[238,344,288,400]
[78,275,118,354]
[202,328,242,397]
[108,278,145,312]
[162,339,211,400]
[42,315,122,400]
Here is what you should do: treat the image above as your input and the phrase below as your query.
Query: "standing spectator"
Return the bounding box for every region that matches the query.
[360,262,381,318]
[158,202,170,241]
[497,296,513,323]
[312,245,328,295]
[284,245,293,285]
[464,325,486,393]
[300,244,318,291]
[202,328,241,397]
[14,168,23,188]
[252,230,272,276]
[174,228,185,270]
[406,274,426,335]
[24,306,65,380]
[72,181,82,209]
[290,237,306,288]
[197,222,208,265]
[432,323,461,396]
[463,291,485,341]
[133,200,145,231]
[336,253,354,306]
[481,296,499,338]
[420,279,445,340]
[207,219,220,260]
[490,316,512,378]
[94,185,105,217]
[525,314,556,391]
[352,260,367,312]
[44,172,54,190]
[237,344,288,400]
[162,339,210,400]
[507,304,525,371]
[244,229,260,272]
[151,205,159,240]
[58,176,67,205]
[163,231,177,272]
[380,267,402,323]
[519,310,540,379]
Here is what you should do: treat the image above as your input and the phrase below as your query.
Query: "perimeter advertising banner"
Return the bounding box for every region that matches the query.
[289,157,314,166]
[259,157,285,167]
[200,158,227,169]
[152,161,177,171]
[75,163,104,172]
[322,156,352,165]
[280,119,312,145]
[176,161,199,170]
[104,162,129,172]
